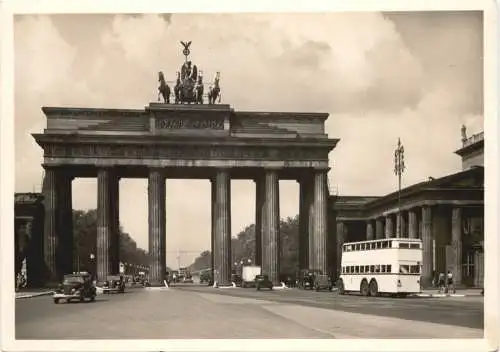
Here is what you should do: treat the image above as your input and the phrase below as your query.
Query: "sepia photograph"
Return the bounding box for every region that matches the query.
[1,1,498,351]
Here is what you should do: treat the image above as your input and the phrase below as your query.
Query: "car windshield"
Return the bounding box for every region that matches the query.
[63,276,85,284]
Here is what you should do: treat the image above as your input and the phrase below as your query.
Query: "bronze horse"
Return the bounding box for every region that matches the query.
[174,72,181,104]
[195,74,204,104]
[157,71,171,104]
[208,72,221,104]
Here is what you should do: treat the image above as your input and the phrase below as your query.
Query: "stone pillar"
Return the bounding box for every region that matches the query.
[385,216,393,238]
[375,218,384,239]
[213,169,232,286]
[336,221,346,278]
[299,177,313,270]
[421,206,433,287]
[211,178,215,276]
[400,212,407,238]
[58,173,73,275]
[97,168,113,283]
[109,175,120,275]
[366,220,374,240]
[408,210,418,239]
[451,208,462,286]
[42,168,61,284]
[254,176,265,266]
[148,169,166,286]
[312,170,328,274]
[262,169,280,285]
[474,248,484,287]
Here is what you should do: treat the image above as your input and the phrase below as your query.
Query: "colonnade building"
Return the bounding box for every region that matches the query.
[330,130,484,288]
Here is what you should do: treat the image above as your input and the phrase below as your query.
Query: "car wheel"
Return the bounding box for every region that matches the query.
[360,280,369,297]
[369,280,379,297]
[53,298,59,304]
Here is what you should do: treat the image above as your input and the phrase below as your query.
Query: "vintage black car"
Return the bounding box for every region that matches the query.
[231,273,243,287]
[255,274,273,291]
[102,275,125,294]
[297,269,323,290]
[313,274,333,291]
[53,272,96,304]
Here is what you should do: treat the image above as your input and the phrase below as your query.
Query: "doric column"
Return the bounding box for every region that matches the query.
[385,216,393,238]
[148,168,166,286]
[421,206,433,287]
[451,207,462,285]
[58,173,73,275]
[312,170,328,274]
[254,176,265,266]
[262,168,280,285]
[299,176,313,270]
[400,212,407,238]
[335,221,346,277]
[109,175,120,275]
[408,210,418,239]
[211,178,215,276]
[366,220,374,240]
[375,218,384,239]
[213,169,232,286]
[97,168,113,282]
[42,167,61,284]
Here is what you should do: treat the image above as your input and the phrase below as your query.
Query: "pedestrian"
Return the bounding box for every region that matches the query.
[438,272,445,293]
[446,270,455,294]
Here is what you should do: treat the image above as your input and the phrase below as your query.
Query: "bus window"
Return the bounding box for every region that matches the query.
[375,265,380,273]
[389,240,393,248]
[410,243,420,249]
[355,266,359,273]
[409,265,420,274]
[369,265,375,273]
[381,265,386,273]
[399,242,409,249]
[399,265,409,274]
[360,266,365,273]
[382,241,388,249]
[365,265,369,272]
[369,242,374,250]
[387,265,392,273]
[355,244,360,251]
[376,241,381,249]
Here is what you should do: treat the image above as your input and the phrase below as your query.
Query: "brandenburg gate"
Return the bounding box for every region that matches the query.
[32,44,339,287]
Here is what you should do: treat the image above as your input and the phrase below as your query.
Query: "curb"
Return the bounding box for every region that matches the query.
[413,293,468,298]
[16,291,54,299]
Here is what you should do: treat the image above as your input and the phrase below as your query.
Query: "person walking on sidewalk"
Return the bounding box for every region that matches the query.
[446,270,455,294]
[437,272,445,293]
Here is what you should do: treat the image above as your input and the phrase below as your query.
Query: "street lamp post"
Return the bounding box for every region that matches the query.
[394,138,406,238]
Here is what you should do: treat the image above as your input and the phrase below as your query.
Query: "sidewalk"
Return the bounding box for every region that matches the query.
[16,289,54,299]
[414,288,483,298]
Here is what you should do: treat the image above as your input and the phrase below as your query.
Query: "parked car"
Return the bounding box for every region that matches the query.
[313,273,333,291]
[255,274,273,291]
[53,272,96,304]
[102,275,125,294]
[297,269,321,290]
[231,273,243,287]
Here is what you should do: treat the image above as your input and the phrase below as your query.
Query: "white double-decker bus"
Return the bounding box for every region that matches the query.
[337,238,423,297]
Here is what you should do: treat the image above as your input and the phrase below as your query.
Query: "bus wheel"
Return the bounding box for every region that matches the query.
[369,280,379,297]
[360,280,369,297]
[337,279,345,295]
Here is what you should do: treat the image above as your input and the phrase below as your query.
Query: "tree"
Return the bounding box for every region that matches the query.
[189,215,301,274]
[72,209,150,271]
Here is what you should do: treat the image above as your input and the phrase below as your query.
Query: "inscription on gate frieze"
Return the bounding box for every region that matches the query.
[156,117,224,130]
[45,143,327,161]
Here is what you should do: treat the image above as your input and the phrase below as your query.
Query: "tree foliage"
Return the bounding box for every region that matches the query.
[189,215,300,274]
[73,209,150,270]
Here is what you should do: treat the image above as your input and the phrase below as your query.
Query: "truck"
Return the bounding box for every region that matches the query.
[240,265,262,288]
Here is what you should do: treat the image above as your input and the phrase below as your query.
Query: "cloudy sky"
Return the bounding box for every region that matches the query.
[14,12,483,268]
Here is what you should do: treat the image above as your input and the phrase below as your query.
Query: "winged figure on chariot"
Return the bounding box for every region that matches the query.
[157,41,221,105]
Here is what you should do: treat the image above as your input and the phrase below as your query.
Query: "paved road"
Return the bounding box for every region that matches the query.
[16,286,483,339]
[175,284,484,329]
